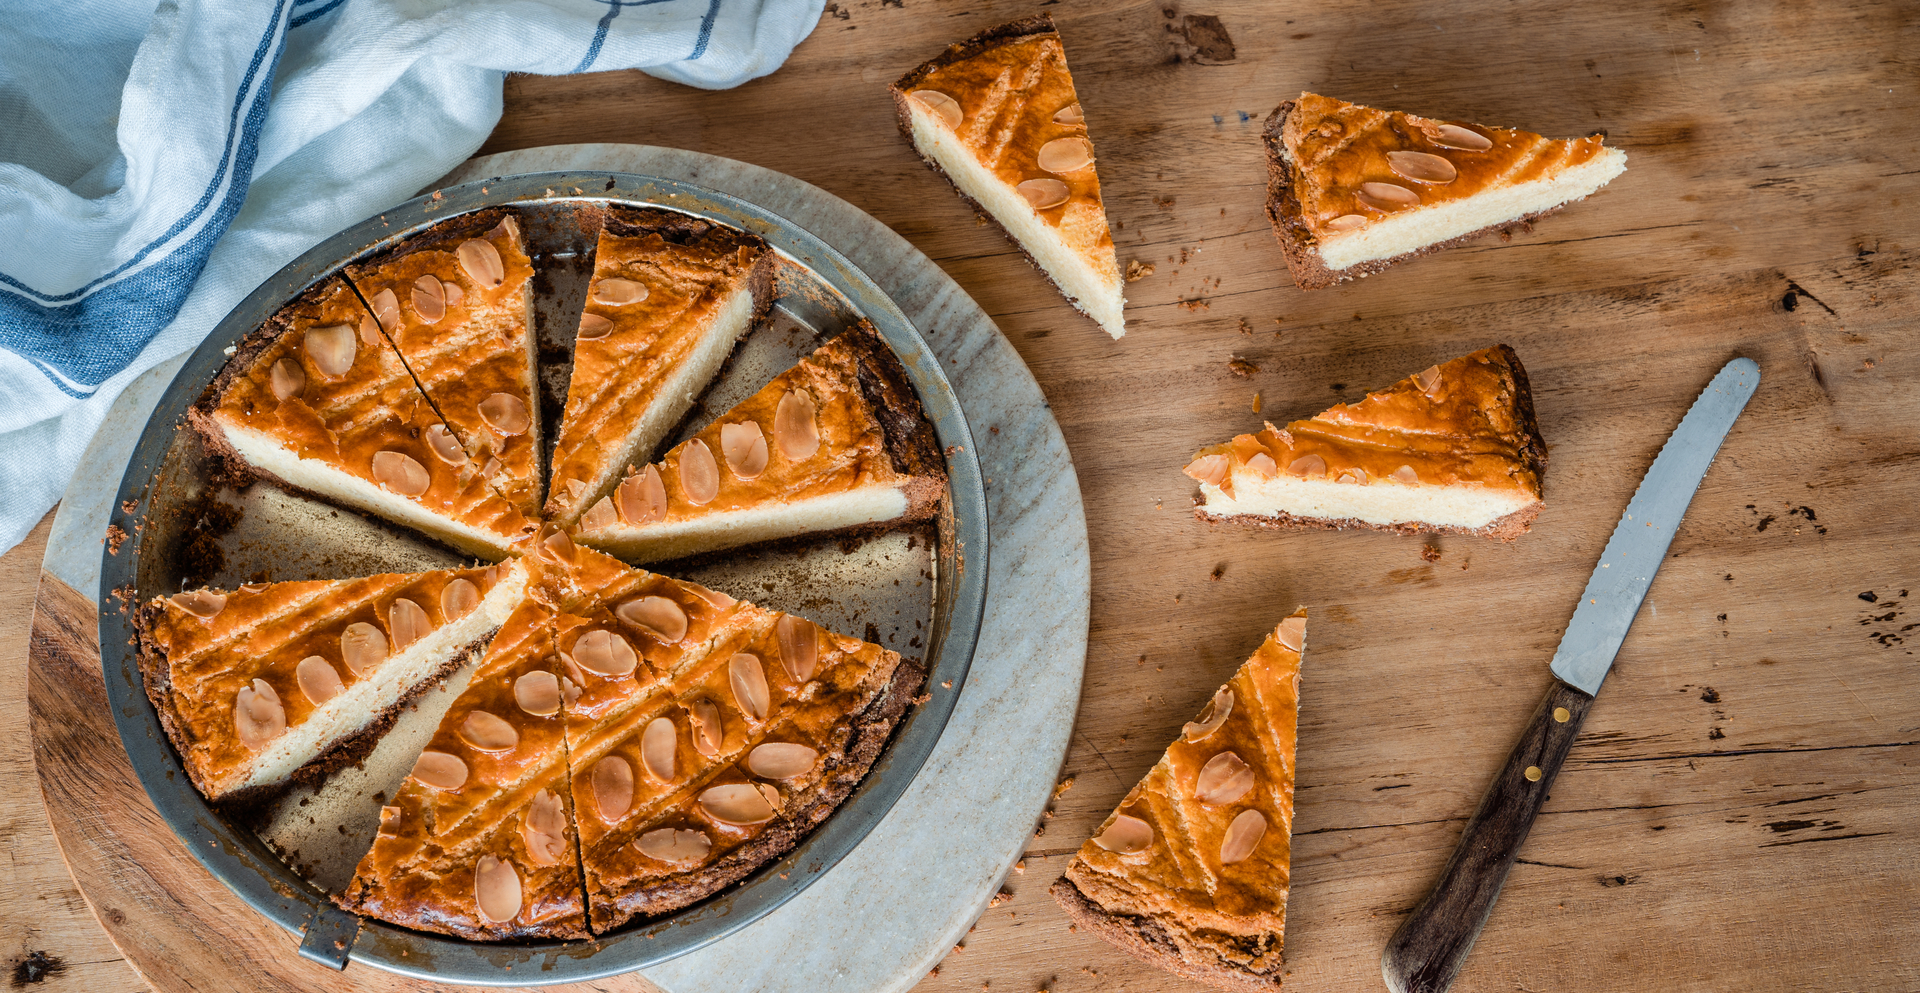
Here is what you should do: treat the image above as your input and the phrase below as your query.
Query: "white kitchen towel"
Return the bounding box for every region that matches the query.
[0,0,824,555]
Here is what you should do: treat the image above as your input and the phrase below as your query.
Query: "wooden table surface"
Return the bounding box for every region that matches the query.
[7,0,1919,990]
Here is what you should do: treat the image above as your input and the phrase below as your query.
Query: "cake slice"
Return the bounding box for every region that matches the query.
[1185,346,1548,540]
[1264,92,1628,289]
[573,322,945,564]
[190,278,537,558]
[134,561,528,803]
[534,534,921,933]
[338,596,589,939]
[346,208,543,518]
[545,207,775,524]
[893,15,1126,338]
[1051,610,1305,992]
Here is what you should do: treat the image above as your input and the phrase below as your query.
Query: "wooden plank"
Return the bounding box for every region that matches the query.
[6,0,1919,989]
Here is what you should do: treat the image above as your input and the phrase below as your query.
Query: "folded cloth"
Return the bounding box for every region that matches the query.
[0,0,825,556]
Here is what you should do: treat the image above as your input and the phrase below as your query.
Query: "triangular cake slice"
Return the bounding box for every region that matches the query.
[134,561,528,803]
[346,208,544,518]
[190,278,536,558]
[1184,346,1548,540]
[1051,610,1306,992]
[574,321,945,563]
[339,596,589,939]
[1263,92,1627,289]
[545,207,775,524]
[893,15,1126,338]
[535,537,921,933]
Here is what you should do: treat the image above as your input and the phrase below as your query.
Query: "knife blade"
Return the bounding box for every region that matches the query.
[1381,357,1761,993]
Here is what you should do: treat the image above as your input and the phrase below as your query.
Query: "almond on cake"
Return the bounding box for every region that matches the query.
[338,596,589,940]
[1052,610,1306,992]
[545,207,775,525]
[893,15,1126,339]
[190,278,537,558]
[1185,346,1548,540]
[573,321,944,564]
[346,208,543,518]
[134,561,528,803]
[1264,92,1627,290]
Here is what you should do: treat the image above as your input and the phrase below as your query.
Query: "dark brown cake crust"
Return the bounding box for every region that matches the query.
[1049,875,1283,993]
[134,595,494,808]
[1261,101,1580,291]
[841,320,947,515]
[590,656,928,931]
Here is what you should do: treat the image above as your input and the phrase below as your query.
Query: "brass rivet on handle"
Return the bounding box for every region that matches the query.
[1553,707,1571,723]
[1524,766,1543,782]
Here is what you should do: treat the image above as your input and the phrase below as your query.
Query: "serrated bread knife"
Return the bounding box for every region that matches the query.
[1382,357,1762,993]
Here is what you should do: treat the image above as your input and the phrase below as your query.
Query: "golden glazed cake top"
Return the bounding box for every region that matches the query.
[900,28,1115,262]
[546,211,767,522]
[209,279,535,552]
[1283,92,1613,241]
[142,565,508,796]
[1185,346,1545,499]
[342,598,587,939]
[576,325,922,535]
[1064,610,1304,969]
[347,212,542,517]
[559,594,899,929]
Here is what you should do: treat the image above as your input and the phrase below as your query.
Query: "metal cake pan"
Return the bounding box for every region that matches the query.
[96,170,990,984]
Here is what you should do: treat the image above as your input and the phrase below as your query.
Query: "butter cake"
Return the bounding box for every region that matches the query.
[538,537,920,932]
[346,208,544,519]
[339,596,589,939]
[191,278,537,558]
[1185,346,1547,540]
[893,16,1127,338]
[546,207,775,524]
[573,322,944,564]
[1051,610,1305,992]
[135,561,528,803]
[1264,92,1628,289]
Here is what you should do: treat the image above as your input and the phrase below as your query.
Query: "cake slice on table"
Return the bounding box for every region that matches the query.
[545,207,775,525]
[893,15,1126,338]
[190,278,537,558]
[339,596,589,939]
[1185,346,1548,540]
[573,321,945,564]
[134,561,528,804]
[346,208,543,518]
[1263,92,1627,289]
[534,535,922,932]
[1052,610,1306,992]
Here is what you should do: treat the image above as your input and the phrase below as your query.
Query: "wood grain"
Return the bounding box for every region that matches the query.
[8,0,1920,990]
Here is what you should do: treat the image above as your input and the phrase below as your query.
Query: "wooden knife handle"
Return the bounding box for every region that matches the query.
[1381,678,1596,993]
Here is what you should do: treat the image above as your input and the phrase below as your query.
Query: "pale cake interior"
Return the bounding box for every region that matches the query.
[580,486,911,563]
[558,284,757,525]
[905,100,1126,338]
[216,419,522,560]
[1200,469,1537,530]
[229,561,528,795]
[1316,149,1627,271]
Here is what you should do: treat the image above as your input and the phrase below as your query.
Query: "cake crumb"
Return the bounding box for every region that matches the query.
[105,524,127,555]
[1013,859,1026,874]
[1210,562,1226,581]
[1125,259,1156,281]
[1053,776,1074,798]
[1238,317,1253,335]
[1228,356,1258,377]
[1252,391,1262,412]
[1421,544,1441,563]
[989,887,1013,907]
[942,680,953,689]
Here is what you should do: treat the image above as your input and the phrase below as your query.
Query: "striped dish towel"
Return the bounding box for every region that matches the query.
[0,0,825,555]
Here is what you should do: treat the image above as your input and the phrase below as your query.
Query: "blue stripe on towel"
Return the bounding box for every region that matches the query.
[0,0,293,397]
[690,0,722,59]
[291,0,347,29]
[572,0,688,74]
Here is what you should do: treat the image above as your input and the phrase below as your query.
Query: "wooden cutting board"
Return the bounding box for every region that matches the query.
[9,0,1920,990]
